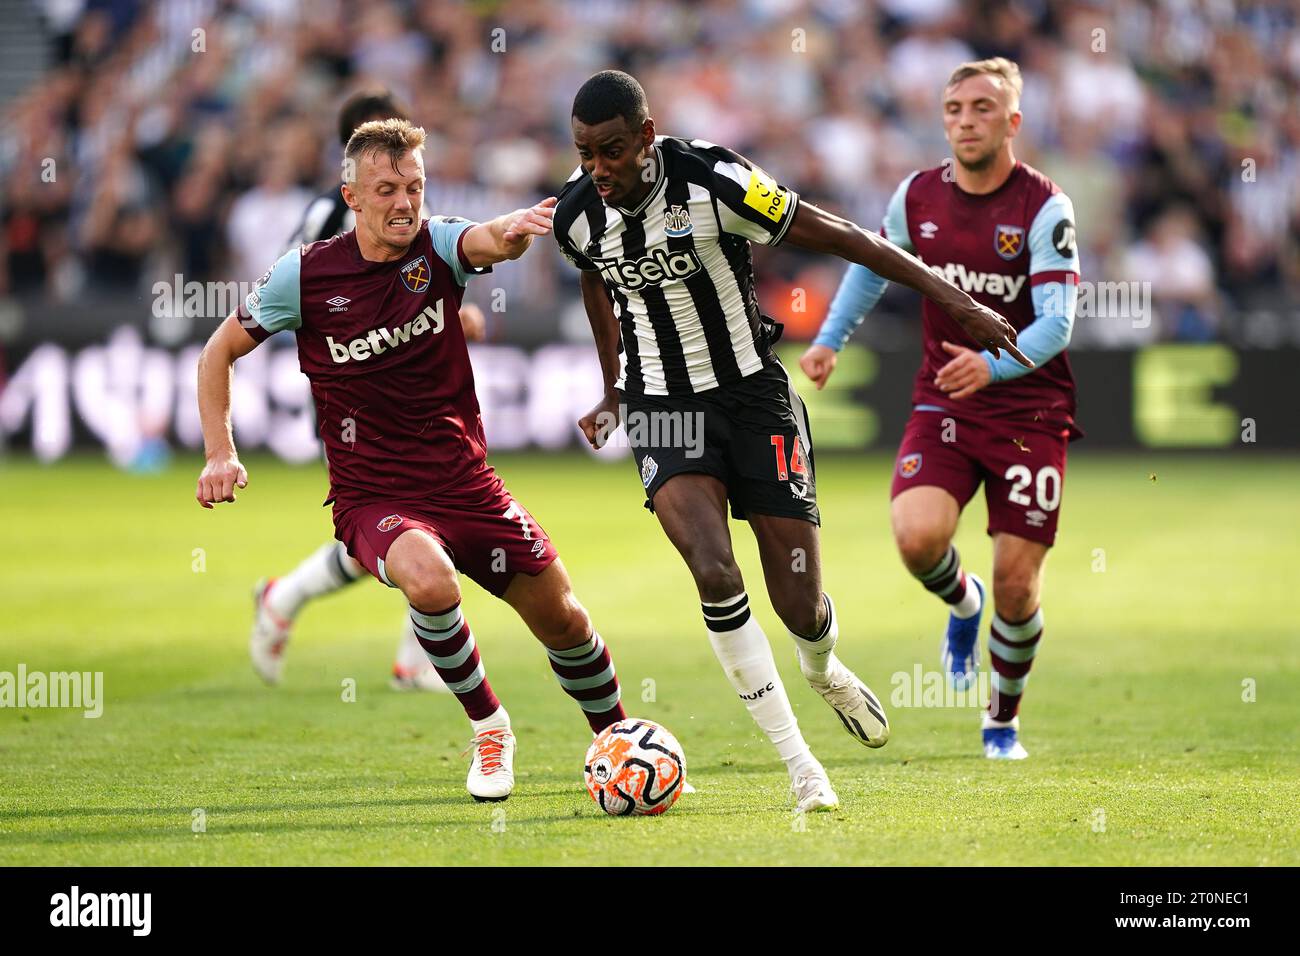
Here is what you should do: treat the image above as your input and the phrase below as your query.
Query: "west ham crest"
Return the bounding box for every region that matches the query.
[400,256,431,293]
[994,224,1024,260]
[898,453,922,479]
[376,514,404,532]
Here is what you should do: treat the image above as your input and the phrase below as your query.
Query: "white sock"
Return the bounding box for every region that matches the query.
[982,714,1018,730]
[789,592,838,679]
[703,593,814,776]
[952,578,981,619]
[470,705,510,735]
[268,541,364,620]
[394,616,431,673]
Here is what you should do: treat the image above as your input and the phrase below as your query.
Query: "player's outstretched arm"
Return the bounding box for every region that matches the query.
[576,269,622,449]
[461,197,558,267]
[195,313,258,508]
[785,202,1032,367]
[800,264,892,389]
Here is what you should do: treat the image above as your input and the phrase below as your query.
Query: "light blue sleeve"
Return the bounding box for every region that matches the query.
[243,249,301,336]
[981,191,1080,383]
[427,216,486,287]
[1026,192,1080,278]
[812,172,918,351]
[814,266,891,350]
[982,282,1077,383]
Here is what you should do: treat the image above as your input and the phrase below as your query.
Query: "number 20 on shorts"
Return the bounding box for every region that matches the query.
[1005,464,1062,511]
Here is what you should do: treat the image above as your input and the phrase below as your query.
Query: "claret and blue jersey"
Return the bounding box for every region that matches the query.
[817,161,1081,435]
[236,216,497,506]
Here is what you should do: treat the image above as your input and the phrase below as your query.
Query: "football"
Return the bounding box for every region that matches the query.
[584,719,687,816]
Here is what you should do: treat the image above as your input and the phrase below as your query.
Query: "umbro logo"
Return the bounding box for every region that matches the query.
[1025,509,1047,527]
[919,221,938,239]
[326,296,350,312]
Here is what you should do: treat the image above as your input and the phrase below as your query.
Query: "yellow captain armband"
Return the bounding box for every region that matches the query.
[744,167,789,223]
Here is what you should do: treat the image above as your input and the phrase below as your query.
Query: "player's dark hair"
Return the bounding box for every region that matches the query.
[338,89,409,147]
[571,70,648,129]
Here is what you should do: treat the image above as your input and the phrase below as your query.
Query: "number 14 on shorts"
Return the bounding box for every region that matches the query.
[770,435,808,482]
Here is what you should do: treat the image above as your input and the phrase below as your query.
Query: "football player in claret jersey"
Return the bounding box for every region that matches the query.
[248,88,488,695]
[555,71,1029,810]
[195,119,627,802]
[802,58,1081,760]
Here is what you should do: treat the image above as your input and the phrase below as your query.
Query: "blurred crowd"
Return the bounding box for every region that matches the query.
[2,0,1298,346]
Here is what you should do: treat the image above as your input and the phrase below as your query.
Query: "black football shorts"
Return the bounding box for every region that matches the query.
[624,362,819,524]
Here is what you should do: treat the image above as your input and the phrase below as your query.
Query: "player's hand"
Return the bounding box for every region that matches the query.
[578,391,622,450]
[500,196,557,255]
[799,344,838,390]
[948,298,1032,368]
[459,302,487,343]
[935,341,992,400]
[196,453,248,509]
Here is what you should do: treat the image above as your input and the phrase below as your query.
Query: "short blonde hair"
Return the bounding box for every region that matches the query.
[946,57,1023,110]
[343,118,426,184]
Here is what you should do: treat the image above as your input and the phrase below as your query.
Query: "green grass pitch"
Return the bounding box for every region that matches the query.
[1,451,1297,866]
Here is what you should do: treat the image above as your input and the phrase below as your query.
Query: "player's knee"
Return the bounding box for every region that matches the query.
[540,591,592,648]
[774,591,823,638]
[388,532,459,611]
[559,599,593,647]
[403,577,460,614]
[993,572,1038,621]
[690,554,744,603]
[397,562,460,613]
[893,525,949,574]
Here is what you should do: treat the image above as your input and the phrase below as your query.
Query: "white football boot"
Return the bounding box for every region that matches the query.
[791,762,839,813]
[249,578,292,685]
[805,655,891,748]
[390,623,450,692]
[464,728,515,802]
[389,664,450,693]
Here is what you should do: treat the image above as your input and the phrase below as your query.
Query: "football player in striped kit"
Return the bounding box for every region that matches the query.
[555,71,1029,810]
[803,59,1081,760]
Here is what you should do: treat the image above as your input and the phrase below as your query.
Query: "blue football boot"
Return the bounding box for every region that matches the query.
[941,573,984,691]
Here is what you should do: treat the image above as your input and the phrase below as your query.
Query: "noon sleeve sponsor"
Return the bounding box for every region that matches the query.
[710,149,800,246]
[1028,192,1081,283]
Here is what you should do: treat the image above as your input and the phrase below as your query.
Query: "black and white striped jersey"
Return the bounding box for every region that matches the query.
[554,136,801,397]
